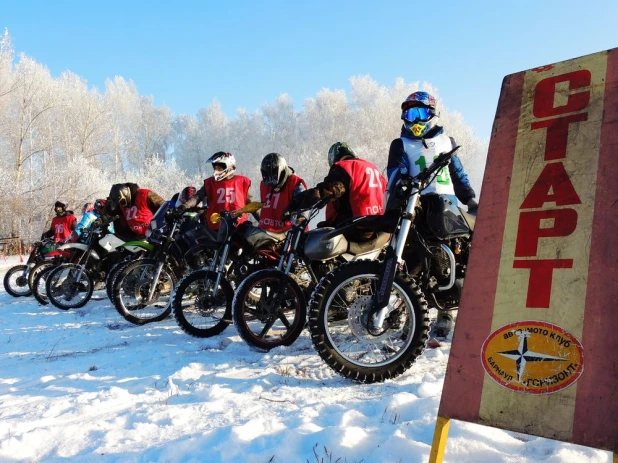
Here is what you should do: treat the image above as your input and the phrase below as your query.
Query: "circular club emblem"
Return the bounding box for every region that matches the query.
[481,321,584,394]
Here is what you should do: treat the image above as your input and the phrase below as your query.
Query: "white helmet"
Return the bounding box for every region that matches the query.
[208,151,236,181]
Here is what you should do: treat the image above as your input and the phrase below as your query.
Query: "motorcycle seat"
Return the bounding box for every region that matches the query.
[348,232,390,255]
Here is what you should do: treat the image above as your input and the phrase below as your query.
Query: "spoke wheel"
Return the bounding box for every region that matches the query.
[308,260,429,383]
[31,263,56,305]
[113,259,176,325]
[172,269,233,338]
[3,265,33,297]
[46,264,94,310]
[233,269,307,351]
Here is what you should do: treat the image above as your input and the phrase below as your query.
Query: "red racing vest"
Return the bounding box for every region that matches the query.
[335,159,387,217]
[204,175,251,230]
[120,188,154,237]
[259,174,307,232]
[51,214,77,243]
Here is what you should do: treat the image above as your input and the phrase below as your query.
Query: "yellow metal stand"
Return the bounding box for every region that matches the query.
[429,416,451,463]
[613,452,617,463]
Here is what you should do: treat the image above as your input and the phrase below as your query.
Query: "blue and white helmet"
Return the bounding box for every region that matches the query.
[401,91,439,138]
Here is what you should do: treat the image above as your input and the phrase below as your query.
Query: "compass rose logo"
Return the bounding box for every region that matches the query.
[481,321,584,394]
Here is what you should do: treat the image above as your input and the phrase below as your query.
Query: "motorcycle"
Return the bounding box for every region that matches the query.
[45,219,146,309]
[308,146,475,383]
[172,202,284,338]
[232,199,389,351]
[28,241,83,305]
[3,238,56,297]
[111,201,216,325]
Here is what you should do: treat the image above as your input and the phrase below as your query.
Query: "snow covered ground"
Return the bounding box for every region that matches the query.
[0,259,612,463]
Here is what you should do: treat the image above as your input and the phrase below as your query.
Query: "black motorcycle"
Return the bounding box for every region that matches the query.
[308,146,475,383]
[232,199,389,351]
[45,219,144,309]
[172,202,285,338]
[112,201,216,325]
[2,238,57,297]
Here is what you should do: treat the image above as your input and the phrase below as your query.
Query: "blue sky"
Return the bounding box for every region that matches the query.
[2,0,617,139]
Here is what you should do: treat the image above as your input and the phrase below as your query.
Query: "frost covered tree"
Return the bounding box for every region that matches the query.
[0,30,488,246]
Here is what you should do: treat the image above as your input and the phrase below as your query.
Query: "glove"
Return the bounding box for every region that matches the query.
[295,189,321,209]
[466,198,478,213]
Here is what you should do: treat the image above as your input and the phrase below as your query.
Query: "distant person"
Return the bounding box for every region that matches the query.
[180,152,257,229]
[290,142,386,242]
[257,153,306,233]
[106,183,165,239]
[41,200,77,243]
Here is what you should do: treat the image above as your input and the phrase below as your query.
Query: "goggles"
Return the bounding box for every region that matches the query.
[402,106,433,123]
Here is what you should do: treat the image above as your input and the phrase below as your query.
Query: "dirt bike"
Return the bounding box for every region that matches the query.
[3,238,56,297]
[172,202,285,338]
[232,199,389,351]
[112,201,216,325]
[308,146,475,383]
[28,240,84,305]
[45,220,146,309]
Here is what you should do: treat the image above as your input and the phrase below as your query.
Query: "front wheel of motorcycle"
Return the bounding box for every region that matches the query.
[233,269,307,351]
[113,258,177,325]
[33,265,55,305]
[172,269,233,338]
[46,264,94,310]
[308,260,429,384]
[3,265,33,297]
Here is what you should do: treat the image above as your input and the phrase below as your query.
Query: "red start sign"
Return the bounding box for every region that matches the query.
[435,47,618,456]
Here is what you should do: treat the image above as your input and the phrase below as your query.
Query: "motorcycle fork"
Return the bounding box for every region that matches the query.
[369,190,420,331]
[147,222,178,302]
[210,238,232,298]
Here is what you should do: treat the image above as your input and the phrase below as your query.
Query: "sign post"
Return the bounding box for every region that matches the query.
[430,47,618,461]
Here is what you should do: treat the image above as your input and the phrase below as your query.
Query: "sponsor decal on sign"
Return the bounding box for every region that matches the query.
[481,321,584,394]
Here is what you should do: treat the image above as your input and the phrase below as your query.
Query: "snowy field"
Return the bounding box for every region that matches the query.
[0,257,612,463]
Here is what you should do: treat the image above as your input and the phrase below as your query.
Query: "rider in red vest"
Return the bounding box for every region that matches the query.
[106,183,165,239]
[290,142,387,242]
[41,200,78,243]
[257,153,307,233]
[180,152,257,230]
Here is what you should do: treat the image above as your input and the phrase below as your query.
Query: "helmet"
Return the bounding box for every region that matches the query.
[93,199,106,214]
[54,200,68,211]
[175,186,197,207]
[208,152,236,181]
[261,153,290,191]
[108,184,131,210]
[327,142,357,167]
[401,91,439,138]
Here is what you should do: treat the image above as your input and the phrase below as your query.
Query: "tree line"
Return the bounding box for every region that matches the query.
[0,30,488,244]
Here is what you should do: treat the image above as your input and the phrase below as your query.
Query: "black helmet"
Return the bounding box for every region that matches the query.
[108,184,131,210]
[93,199,106,214]
[327,142,357,167]
[54,200,68,210]
[261,153,290,191]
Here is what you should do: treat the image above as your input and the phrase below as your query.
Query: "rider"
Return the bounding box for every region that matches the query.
[290,142,386,242]
[41,200,77,243]
[105,183,165,240]
[73,202,97,238]
[387,91,478,341]
[257,153,307,233]
[386,91,477,211]
[179,152,257,230]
